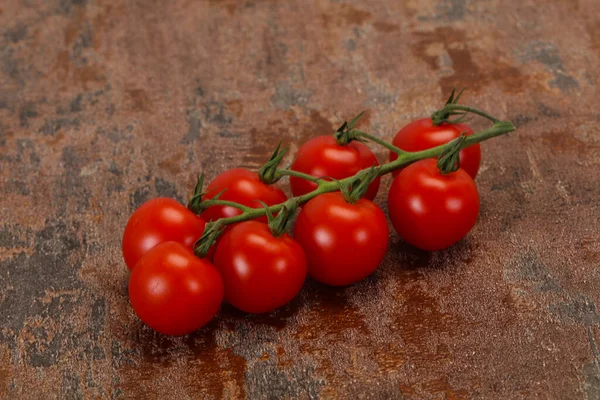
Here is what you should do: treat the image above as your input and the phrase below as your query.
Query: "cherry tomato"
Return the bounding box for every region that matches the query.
[389,118,481,179]
[289,136,381,200]
[387,159,480,251]
[213,221,307,313]
[122,198,206,271]
[293,192,389,286]
[128,241,224,336]
[201,168,287,223]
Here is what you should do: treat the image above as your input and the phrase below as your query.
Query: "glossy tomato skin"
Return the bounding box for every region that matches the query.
[387,159,480,251]
[293,192,389,286]
[122,198,207,271]
[213,221,307,314]
[128,242,224,336]
[290,136,381,200]
[201,168,287,223]
[389,118,481,179]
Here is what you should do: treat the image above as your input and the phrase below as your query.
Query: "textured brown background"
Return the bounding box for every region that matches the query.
[1,0,599,398]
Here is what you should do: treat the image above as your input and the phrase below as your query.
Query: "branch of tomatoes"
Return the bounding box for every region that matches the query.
[192,113,515,257]
[122,90,516,335]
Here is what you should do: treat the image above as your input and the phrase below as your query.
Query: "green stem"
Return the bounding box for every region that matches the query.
[351,130,405,154]
[275,169,322,183]
[452,105,500,123]
[204,120,515,230]
[432,104,501,125]
[401,120,514,165]
[199,199,252,212]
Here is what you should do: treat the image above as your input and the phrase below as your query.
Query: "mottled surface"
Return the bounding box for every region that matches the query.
[0,0,599,398]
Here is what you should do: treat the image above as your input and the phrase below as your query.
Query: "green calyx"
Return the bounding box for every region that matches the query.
[187,172,206,214]
[339,165,380,204]
[432,88,504,127]
[187,173,230,214]
[431,88,469,126]
[334,111,404,155]
[258,142,289,185]
[437,133,466,174]
[334,111,366,146]
[194,222,224,258]
[261,200,298,237]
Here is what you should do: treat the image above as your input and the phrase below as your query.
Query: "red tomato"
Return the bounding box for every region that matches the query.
[389,118,481,179]
[293,192,389,286]
[213,221,307,314]
[201,168,287,223]
[387,159,480,251]
[290,136,381,200]
[128,242,224,335]
[122,198,206,271]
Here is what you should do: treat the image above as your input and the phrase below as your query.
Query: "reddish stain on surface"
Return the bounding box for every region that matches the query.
[45,132,65,147]
[373,21,399,33]
[158,152,184,175]
[208,0,238,15]
[321,5,372,28]
[343,5,372,25]
[577,236,600,264]
[276,345,289,369]
[393,271,461,357]
[535,129,599,155]
[55,51,71,79]
[126,88,153,112]
[118,328,247,398]
[422,377,470,400]
[75,65,107,90]
[297,109,334,144]
[243,127,274,168]
[226,100,244,118]
[441,47,528,94]
[223,300,302,331]
[588,21,600,53]
[0,345,12,398]
[413,28,530,94]
[54,50,106,90]
[294,285,371,387]
[64,7,87,46]
[88,197,104,223]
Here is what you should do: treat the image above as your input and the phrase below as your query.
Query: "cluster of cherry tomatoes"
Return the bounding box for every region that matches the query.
[122,113,483,336]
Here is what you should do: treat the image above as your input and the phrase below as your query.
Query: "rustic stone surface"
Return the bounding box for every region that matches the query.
[1,0,599,398]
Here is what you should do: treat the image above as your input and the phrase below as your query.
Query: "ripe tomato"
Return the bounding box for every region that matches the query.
[289,136,381,200]
[387,159,480,251]
[122,198,206,270]
[389,118,481,179]
[128,241,224,336]
[213,221,307,313]
[201,168,287,223]
[293,192,389,286]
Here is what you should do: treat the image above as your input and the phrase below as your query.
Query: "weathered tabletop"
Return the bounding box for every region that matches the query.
[1,0,599,398]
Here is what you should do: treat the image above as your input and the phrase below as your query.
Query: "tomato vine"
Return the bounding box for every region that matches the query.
[191,100,515,257]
